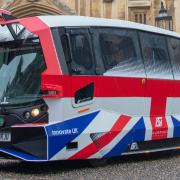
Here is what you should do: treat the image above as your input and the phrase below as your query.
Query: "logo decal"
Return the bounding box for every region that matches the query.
[155,117,163,127]
[52,128,79,136]
[130,142,139,151]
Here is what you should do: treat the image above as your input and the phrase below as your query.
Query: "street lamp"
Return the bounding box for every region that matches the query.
[155,1,173,31]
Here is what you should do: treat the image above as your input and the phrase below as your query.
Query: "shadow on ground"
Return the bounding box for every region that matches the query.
[0,150,179,175]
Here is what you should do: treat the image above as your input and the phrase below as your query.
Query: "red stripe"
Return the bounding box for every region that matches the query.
[20,17,62,76]
[151,116,168,140]
[150,96,168,140]
[69,115,131,160]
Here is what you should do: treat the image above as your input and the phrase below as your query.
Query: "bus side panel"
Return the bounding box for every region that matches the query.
[43,76,180,160]
[43,76,150,160]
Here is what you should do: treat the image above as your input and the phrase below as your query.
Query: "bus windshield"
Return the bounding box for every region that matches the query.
[0,38,46,106]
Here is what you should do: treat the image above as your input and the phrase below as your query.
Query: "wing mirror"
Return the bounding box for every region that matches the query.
[41,84,63,98]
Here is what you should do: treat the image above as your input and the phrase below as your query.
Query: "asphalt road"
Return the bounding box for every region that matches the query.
[0,151,180,180]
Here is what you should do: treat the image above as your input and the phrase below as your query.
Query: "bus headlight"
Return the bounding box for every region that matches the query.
[31,108,40,117]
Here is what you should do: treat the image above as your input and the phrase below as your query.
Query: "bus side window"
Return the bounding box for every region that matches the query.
[61,30,96,75]
[167,37,180,79]
[71,34,94,75]
[98,28,145,78]
[139,32,173,79]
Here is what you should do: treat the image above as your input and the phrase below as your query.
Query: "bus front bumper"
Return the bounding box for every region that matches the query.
[0,125,47,161]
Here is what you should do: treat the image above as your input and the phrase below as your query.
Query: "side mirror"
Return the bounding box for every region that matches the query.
[41,84,63,98]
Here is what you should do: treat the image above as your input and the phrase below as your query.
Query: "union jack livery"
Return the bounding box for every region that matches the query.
[0,12,180,163]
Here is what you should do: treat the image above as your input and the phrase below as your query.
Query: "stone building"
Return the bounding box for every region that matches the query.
[63,0,180,32]
[0,0,180,32]
[0,0,75,18]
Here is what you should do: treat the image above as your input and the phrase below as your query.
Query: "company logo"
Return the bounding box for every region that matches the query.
[52,128,79,136]
[155,117,163,127]
[130,142,139,151]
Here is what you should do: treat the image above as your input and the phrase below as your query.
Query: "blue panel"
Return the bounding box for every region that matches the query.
[172,116,180,138]
[133,117,145,142]
[104,117,145,158]
[46,111,99,159]
[0,148,44,161]
[104,129,133,158]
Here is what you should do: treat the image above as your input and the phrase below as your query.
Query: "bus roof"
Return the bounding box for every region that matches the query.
[39,15,180,38]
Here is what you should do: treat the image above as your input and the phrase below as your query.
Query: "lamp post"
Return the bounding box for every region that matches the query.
[155,1,173,31]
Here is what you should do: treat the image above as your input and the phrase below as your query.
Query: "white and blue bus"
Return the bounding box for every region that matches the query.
[0,12,180,164]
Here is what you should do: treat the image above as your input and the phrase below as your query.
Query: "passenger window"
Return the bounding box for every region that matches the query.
[99,29,145,77]
[61,31,95,75]
[139,32,173,79]
[71,34,93,74]
[167,37,180,79]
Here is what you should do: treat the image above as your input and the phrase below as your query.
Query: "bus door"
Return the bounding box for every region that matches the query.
[91,27,148,149]
[139,31,174,141]
[65,28,98,110]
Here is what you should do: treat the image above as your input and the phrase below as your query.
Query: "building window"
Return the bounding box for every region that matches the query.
[144,14,147,24]
[139,14,142,23]
[134,13,147,24]
[155,2,173,31]
[103,0,113,2]
[135,14,138,22]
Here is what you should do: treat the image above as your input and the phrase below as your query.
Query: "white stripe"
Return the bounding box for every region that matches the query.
[166,98,180,116]
[172,115,180,122]
[166,116,174,138]
[143,117,152,141]
[83,110,120,133]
